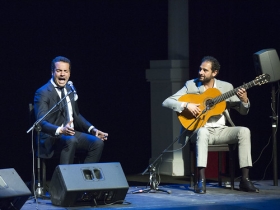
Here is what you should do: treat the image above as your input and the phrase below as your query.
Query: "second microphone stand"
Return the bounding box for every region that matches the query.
[132,108,208,194]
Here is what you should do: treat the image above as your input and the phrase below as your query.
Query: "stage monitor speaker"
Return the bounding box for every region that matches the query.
[49,162,129,207]
[253,48,280,83]
[0,168,32,210]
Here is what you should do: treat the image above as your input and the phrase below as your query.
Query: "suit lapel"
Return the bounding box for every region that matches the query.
[47,81,76,119]
[47,81,60,103]
[215,79,224,93]
[47,81,68,119]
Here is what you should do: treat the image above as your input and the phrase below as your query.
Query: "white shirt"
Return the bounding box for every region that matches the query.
[51,79,74,134]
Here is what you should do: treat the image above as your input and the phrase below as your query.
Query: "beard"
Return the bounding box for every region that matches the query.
[198,75,212,83]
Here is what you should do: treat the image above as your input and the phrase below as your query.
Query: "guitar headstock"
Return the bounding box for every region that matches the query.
[254,74,270,86]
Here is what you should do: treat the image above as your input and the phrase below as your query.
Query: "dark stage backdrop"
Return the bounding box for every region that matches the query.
[0,0,279,182]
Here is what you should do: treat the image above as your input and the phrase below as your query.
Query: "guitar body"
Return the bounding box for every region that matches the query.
[177,88,226,131]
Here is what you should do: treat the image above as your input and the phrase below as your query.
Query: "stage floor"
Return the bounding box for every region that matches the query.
[20,175,280,210]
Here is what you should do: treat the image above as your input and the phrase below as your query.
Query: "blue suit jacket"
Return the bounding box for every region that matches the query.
[34,80,92,158]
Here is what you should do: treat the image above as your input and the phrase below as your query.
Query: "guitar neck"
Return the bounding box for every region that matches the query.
[213,80,257,105]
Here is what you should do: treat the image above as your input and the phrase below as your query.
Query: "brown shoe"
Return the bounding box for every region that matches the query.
[239,178,259,193]
[194,179,206,194]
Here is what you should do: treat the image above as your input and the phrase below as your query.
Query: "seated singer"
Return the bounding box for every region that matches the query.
[34,56,108,164]
[162,56,259,194]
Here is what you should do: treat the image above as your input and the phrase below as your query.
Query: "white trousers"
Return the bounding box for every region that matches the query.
[190,126,252,168]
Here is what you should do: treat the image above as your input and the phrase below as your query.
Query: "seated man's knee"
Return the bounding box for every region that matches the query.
[239,127,250,137]
[197,127,209,137]
[65,136,78,146]
[96,139,104,148]
[89,136,104,149]
[192,127,209,145]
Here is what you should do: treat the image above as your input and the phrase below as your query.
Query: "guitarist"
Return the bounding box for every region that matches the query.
[162,56,259,194]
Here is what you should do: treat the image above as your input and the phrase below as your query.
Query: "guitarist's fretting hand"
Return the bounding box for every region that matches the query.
[236,88,248,103]
[186,103,201,117]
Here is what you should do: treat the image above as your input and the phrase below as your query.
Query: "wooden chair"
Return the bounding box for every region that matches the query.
[190,143,236,190]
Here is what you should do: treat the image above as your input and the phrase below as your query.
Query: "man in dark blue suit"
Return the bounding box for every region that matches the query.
[34,56,108,164]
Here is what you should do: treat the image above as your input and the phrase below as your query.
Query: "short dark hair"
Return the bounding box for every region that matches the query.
[201,56,221,72]
[51,56,71,72]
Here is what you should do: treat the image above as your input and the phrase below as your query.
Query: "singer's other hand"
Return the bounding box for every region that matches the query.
[60,120,75,135]
[95,130,108,141]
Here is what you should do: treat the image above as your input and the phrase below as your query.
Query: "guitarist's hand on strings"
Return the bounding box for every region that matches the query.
[236,88,248,103]
[186,103,201,117]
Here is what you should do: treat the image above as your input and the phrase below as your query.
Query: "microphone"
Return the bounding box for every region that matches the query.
[67,81,76,93]
[67,81,78,101]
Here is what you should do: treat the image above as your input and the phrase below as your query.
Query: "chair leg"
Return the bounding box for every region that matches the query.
[190,150,195,187]
[229,145,235,190]
[30,171,36,194]
[42,159,47,193]
[218,151,223,187]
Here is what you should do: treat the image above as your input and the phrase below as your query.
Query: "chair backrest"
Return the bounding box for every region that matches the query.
[28,103,35,126]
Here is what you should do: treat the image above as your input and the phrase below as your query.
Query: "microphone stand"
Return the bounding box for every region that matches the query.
[27,89,73,198]
[132,107,209,194]
[271,83,278,186]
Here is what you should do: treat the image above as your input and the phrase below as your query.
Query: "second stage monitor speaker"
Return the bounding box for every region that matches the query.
[0,168,32,210]
[253,48,280,83]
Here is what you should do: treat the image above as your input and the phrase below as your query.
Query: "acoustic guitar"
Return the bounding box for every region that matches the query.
[177,74,270,131]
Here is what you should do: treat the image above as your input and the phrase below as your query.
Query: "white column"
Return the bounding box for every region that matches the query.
[146,0,190,176]
[168,0,189,59]
[146,60,189,176]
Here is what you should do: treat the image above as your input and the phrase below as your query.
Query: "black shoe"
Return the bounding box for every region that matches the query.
[239,178,259,193]
[194,179,206,194]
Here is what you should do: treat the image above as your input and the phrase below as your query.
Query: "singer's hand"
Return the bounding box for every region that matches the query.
[95,129,108,141]
[186,103,201,117]
[60,120,75,135]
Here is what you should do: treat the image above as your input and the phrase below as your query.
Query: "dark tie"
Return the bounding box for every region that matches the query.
[60,87,70,126]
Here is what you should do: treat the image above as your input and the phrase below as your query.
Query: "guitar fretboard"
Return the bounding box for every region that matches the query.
[212,73,270,105]
[213,80,256,105]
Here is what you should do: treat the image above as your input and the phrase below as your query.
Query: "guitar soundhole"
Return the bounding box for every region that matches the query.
[205,99,214,109]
